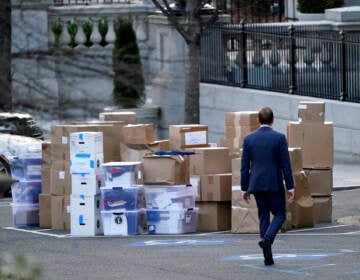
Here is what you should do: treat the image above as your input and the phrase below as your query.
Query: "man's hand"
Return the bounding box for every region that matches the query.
[287,190,295,202]
[242,192,251,204]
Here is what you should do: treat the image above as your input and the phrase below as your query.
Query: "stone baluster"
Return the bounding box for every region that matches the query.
[106,19,116,45]
[91,19,103,45]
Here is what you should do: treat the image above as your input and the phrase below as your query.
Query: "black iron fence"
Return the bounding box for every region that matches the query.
[53,0,135,6]
[200,23,360,103]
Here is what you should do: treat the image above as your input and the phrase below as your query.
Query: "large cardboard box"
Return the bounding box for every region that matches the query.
[231,206,259,233]
[304,168,333,196]
[298,101,325,123]
[288,196,314,228]
[200,173,232,201]
[99,111,137,123]
[196,201,231,231]
[50,143,69,162]
[225,111,258,126]
[142,155,189,185]
[219,137,242,154]
[189,147,231,175]
[231,186,257,208]
[287,122,333,168]
[312,196,332,223]
[120,140,170,162]
[169,124,209,149]
[39,193,51,228]
[225,125,259,139]
[50,161,71,196]
[122,124,155,145]
[288,147,303,174]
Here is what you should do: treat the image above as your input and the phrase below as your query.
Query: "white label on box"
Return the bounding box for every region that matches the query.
[184,131,207,145]
[26,165,41,176]
[58,171,65,180]
[298,104,307,110]
[190,177,200,197]
[62,136,68,144]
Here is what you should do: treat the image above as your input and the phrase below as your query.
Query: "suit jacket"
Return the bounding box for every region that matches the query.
[241,126,294,193]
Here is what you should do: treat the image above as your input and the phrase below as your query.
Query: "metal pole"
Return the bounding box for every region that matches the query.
[340,30,347,101]
[240,20,248,88]
[288,24,296,94]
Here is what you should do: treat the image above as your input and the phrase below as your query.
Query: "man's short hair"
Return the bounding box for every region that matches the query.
[258,107,274,125]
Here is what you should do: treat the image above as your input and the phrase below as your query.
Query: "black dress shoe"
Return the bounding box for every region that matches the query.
[258,240,274,265]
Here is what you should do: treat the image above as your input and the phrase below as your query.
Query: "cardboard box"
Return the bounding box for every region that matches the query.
[99,111,137,124]
[39,194,51,228]
[50,161,71,196]
[231,206,259,233]
[289,196,314,228]
[225,125,259,139]
[41,167,51,194]
[304,168,333,196]
[189,147,231,175]
[298,101,325,123]
[200,173,232,201]
[122,124,155,145]
[63,195,70,231]
[196,201,231,231]
[225,111,258,126]
[50,143,69,162]
[293,171,311,200]
[69,132,103,155]
[219,137,243,154]
[142,155,189,185]
[287,122,333,168]
[120,140,170,162]
[312,196,332,223]
[288,147,303,174]
[169,124,209,149]
[51,195,68,230]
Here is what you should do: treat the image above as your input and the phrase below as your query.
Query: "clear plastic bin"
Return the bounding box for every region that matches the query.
[101,162,141,187]
[11,203,39,228]
[101,209,146,236]
[146,208,198,234]
[9,157,42,180]
[143,185,196,210]
[11,180,42,204]
[100,186,145,211]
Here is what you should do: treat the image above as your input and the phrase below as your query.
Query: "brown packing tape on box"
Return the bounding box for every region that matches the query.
[231,206,259,233]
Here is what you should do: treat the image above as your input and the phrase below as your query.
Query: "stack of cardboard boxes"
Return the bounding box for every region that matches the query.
[220,111,259,156]
[192,147,232,231]
[69,132,104,236]
[287,101,334,225]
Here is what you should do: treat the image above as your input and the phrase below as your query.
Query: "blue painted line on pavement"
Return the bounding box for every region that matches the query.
[343,270,360,275]
[240,264,313,276]
[125,238,240,247]
[221,253,340,261]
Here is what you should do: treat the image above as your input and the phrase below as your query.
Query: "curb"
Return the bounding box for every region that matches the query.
[333,185,360,191]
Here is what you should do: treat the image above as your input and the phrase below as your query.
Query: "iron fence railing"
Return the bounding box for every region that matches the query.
[201,23,360,103]
[53,0,142,6]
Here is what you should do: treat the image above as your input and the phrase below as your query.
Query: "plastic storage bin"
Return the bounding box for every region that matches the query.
[101,162,141,187]
[9,157,42,180]
[100,186,145,210]
[101,209,146,236]
[143,185,196,210]
[11,203,39,228]
[146,208,198,234]
[11,180,42,204]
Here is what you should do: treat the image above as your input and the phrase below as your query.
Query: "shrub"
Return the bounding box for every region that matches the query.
[297,0,344,13]
[112,18,145,108]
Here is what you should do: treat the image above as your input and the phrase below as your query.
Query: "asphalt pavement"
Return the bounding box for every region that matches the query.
[0,158,359,280]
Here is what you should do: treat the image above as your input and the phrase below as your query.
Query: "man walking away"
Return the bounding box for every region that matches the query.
[241,106,295,265]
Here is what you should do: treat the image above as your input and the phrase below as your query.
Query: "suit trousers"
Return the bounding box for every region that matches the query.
[253,191,286,244]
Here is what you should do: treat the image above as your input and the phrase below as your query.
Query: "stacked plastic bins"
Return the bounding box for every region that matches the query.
[69,132,104,236]
[100,162,146,236]
[143,185,198,234]
[9,144,42,228]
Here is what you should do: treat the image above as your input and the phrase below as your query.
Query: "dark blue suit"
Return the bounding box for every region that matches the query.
[241,126,294,244]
